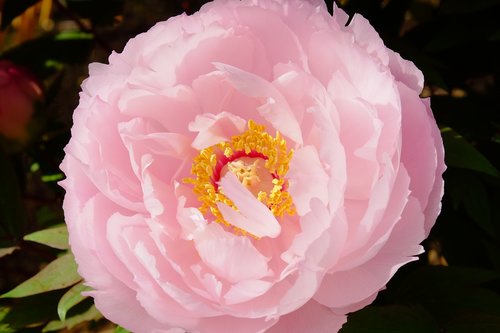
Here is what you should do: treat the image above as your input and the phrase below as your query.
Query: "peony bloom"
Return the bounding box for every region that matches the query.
[60,0,445,332]
[0,61,42,141]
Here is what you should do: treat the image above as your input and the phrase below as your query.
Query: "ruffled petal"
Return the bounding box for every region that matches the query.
[214,63,303,144]
[288,145,329,216]
[314,197,425,309]
[189,112,247,150]
[194,223,271,283]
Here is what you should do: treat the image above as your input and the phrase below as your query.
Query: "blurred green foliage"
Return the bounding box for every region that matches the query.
[0,0,499,331]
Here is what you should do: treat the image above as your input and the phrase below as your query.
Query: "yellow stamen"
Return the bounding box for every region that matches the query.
[183,120,296,233]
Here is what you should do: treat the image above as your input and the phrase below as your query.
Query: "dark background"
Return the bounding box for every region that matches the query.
[0,0,499,332]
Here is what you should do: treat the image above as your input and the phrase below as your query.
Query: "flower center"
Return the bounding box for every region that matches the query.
[184,120,296,233]
[225,157,273,195]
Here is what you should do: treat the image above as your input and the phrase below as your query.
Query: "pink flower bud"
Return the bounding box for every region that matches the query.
[0,61,43,141]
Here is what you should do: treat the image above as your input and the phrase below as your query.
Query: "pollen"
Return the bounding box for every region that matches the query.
[183,120,296,232]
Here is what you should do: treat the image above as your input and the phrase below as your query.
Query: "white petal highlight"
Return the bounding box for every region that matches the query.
[217,172,282,238]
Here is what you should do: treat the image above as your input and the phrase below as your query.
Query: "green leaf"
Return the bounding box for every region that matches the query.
[24,225,69,250]
[0,247,19,258]
[0,292,62,331]
[1,252,81,298]
[441,127,499,178]
[114,326,131,333]
[57,282,91,321]
[340,305,439,333]
[43,304,101,332]
[447,172,496,238]
[0,307,15,333]
[0,323,15,332]
[0,322,16,332]
[35,206,64,228]
[0,306,10,321]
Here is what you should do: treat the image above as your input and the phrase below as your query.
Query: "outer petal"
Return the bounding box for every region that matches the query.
[89,282,165,333]
[314,197,425,309]
[267,300,347,333]
[398,83,445,234]
[197,315,277,333]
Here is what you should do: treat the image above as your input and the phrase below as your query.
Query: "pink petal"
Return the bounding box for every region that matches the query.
[278,217,337,315]
[387,49,425,92]
[194,223,271,283]
[119,118,194,219]
[64,201,115,290]
[118,85,200,134]
[314,197,424,309]
[335,98,382,200]
[281,199,331,271]
[422,100,446,235]
[77,97,144,212]
[106,214,211,324]
[217,172,281,238]
[224,279,273,305]
[176,197,208,241]
[332,2,350,28]
[83,59,129,103]
[89,282,165,333]
[175,32,264,85]
[288,145,330,216]
[190,265,223,302]
[61,159,135,290]
[335,163,411,272]
[191,71,264,124]
[343,13,389,66]
[189,112,246,150]
[197,315,277,333]
[331,291,379,315]
[232,3,306,70]
[214,62,303,144]
[133,240,220,317]
[309,29,399,107]
[399,82,445,234]
[400,84,436,211]
[267,300,347,333]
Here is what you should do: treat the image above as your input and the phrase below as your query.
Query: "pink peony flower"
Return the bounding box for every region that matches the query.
[60,0,445,332]
[0,61,42,141]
